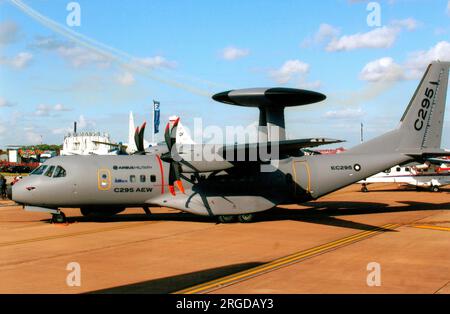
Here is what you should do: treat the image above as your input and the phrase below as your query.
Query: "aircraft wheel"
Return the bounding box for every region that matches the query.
[238,214,254,223]
[52,212,67,224]
[218,215,236,223]
[80,208,91,217]
[431,186,440,192]
[361,186,369,193]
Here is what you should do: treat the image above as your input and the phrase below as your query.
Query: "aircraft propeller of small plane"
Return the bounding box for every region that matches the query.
[8,61,450,224]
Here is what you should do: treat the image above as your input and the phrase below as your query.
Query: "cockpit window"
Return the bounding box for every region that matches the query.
[30,165,48,175]
[53,166,66,178]
[45,166,55,177]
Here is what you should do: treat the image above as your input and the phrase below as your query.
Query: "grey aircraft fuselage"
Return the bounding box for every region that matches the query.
[11,61,450,220]
[12,151,410,215]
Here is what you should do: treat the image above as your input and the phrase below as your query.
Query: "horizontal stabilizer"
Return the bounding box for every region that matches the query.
[404,149,450,158]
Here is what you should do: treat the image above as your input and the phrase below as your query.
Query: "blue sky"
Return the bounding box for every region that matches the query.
[1,0,450,148]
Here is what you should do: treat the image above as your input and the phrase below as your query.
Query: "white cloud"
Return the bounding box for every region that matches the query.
[302,24,340,47]
[32,36,111,68]
[57,45,110,68]
[314,24,340,43]
[54,104,71,112]
[78,115,96,129]
[116,71,135,86]
[0,97,16,107]
[220,46,250,60]
[327,26,399,51]
[0,21,19,46]
[270,60,310,84]
[358,41,450,85]
[359,57,405,82]
[325,108,364,119]
[134,56,177,69]
[35,104,71,116]
[0,52,33,69]
[404,41,450,78]
[391,18,420,31]
[298,79,322,89]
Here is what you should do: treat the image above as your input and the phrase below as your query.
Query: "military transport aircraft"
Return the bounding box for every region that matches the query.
[9,61,450,223]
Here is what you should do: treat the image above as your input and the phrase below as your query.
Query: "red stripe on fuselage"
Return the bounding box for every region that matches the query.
[156,155,165,194]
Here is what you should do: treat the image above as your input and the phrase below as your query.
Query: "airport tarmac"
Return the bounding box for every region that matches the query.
[0,183,449,294]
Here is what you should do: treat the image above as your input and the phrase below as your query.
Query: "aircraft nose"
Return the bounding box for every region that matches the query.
[6,185,12,200]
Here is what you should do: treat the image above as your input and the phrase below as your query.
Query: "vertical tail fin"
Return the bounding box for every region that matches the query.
[127,111,138,152]
[398,61,450,150]
[347,61,449,155]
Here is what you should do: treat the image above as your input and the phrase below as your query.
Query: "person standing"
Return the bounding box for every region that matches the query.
[0,174,6,199]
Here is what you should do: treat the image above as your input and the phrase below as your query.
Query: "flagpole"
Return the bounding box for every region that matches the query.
[152,101,155,144]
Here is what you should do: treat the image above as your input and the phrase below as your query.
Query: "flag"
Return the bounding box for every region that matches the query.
[153,100,160,134]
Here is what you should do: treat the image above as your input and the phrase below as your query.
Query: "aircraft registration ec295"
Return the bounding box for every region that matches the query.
[9,61,450,223]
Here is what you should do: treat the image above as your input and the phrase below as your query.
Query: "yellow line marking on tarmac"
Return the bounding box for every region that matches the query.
[176,223,399,294]
[411,225,450,232]
[0,221,158,248]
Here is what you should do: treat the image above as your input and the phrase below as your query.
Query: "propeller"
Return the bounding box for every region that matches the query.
[134,122,147,154]
[160,118,186,196]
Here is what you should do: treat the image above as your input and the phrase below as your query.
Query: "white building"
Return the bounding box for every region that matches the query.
[60,132,113,156]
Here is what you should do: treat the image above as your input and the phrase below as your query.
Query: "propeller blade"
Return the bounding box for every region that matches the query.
[162,117,187,196]
[138,122,146,152]
[134,126,140,152]
[175,180,185,194]
[172,162,185,193]
[164,122,172,151]
[168,163,176,196]
[169,117,180,150]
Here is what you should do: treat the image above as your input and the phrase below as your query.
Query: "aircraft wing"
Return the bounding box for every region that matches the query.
[173,138,344,174]
[219,138,344,159]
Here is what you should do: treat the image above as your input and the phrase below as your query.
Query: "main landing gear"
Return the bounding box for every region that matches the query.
[361,183,369,193]
[430,185,441,192]
[51,211,67,224]
[217,213,255,224]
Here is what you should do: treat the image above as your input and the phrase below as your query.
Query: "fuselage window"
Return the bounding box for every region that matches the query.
[405,167,410,172]
[130,175,136,183]
[140,175,146,183]
[45,166,55,177]
[30,165,48,175]
[150,175,156,182]
[53,166,67,178]
[396,167,401,172]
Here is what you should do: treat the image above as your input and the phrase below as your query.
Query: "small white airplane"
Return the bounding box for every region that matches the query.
[359,160,450,192]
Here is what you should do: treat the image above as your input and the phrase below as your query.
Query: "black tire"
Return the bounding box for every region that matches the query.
[80,208,91,217]
[52,212,67,224]
[431,186,440,192]
[218,215,236,223]
[238,214,254,223]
